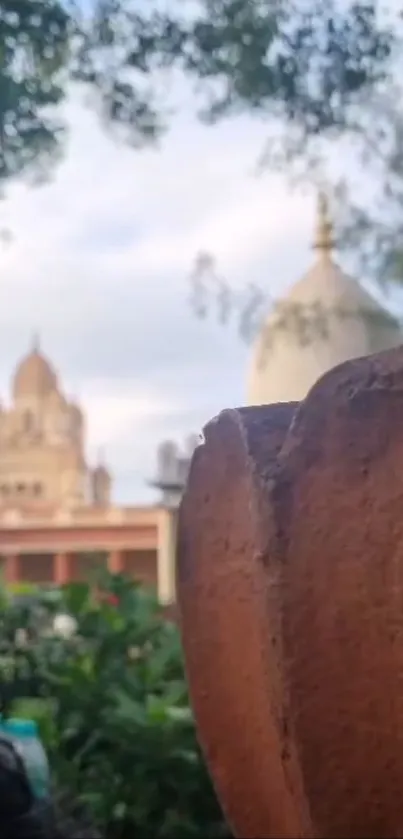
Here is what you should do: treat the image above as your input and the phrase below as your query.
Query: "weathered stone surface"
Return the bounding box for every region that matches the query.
[177,346,403,839]
[177,402,304,838]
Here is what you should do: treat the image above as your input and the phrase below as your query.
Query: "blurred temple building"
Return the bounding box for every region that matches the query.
[247,193,401,405]
[2,193,400,603]
[0,336,191,605]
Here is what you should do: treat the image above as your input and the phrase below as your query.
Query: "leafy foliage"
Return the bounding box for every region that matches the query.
[0,1,71,186]
[183,1,393,130]
[0,573,229,839]
[2,1,403,291]
[72,2,403,294]
[0,2,396,177]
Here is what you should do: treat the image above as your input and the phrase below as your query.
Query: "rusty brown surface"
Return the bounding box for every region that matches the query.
[177,346,403,839]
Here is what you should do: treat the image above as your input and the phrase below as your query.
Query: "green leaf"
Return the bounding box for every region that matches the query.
[0,571,230,836]
[62,582,92,616]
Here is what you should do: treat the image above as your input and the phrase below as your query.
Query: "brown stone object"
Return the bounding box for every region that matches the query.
[177,345,403,839]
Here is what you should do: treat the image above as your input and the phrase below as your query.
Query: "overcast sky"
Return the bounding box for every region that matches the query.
[0,91,317,503]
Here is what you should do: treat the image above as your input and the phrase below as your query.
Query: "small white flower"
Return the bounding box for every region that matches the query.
[53,613,77,638]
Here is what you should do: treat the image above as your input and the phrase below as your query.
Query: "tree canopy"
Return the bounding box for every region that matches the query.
[1,1,402,287]
[1,1,395,170]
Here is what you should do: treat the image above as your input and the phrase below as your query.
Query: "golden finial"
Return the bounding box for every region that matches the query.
[313,191,334,255]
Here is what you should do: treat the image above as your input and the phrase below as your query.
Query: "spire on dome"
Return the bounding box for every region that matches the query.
[92,448,111,506]
[313,191,335,255]
[31,331,40,353]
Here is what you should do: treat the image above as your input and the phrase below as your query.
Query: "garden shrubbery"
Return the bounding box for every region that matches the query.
[0,573,230,838]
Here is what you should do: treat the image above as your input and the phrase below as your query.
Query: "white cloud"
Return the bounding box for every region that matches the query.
[84,389,175,450]
[0,91,316,502]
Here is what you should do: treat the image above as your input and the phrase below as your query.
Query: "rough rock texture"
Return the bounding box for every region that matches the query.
[177,345,403,839]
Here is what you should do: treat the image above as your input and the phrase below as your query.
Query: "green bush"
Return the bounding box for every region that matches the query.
[0,574,230,839]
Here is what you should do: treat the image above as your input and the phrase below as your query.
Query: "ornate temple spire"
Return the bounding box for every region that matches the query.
[313,191,335,256]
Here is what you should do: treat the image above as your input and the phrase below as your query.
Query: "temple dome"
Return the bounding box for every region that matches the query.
[13,339,58,401]
[247,194,402,406]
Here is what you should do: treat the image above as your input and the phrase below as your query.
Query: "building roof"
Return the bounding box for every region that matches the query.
[13,337,59,401]
[247,193,402,406]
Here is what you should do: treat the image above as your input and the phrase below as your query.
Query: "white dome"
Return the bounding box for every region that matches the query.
[247,197,401,406]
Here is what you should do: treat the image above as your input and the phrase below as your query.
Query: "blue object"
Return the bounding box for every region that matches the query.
[1,718,50,801]
[3,719,38,737]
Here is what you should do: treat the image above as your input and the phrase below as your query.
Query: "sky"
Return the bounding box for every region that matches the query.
[0,91,317,503]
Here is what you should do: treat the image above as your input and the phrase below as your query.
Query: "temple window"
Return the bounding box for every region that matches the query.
[33,482,42,497]
[16,483,26,494]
